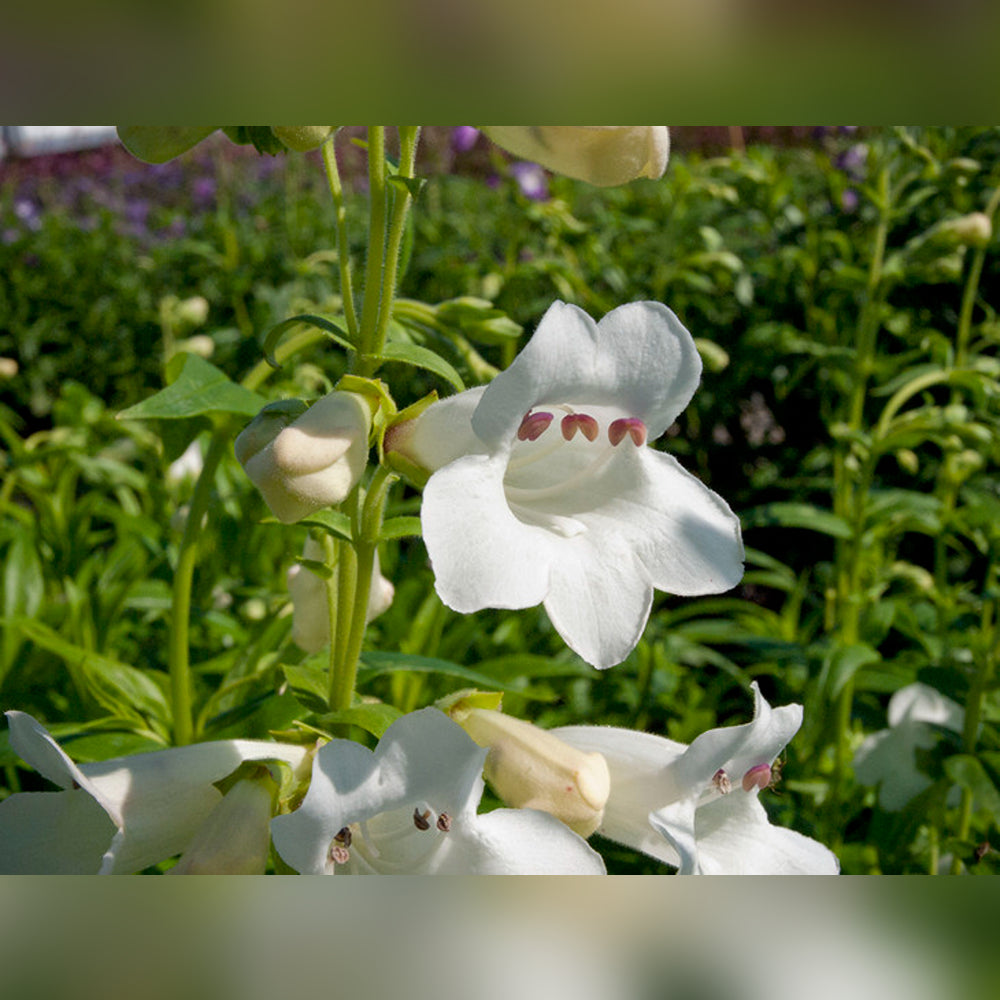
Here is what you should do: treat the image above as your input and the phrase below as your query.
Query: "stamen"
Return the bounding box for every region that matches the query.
[334,826,353,847]
[329,844,351,866]
[742,763,772,793]
[712,768,732,795]
[608,417,647,447]
[436,812,452,833]
[517,411,554,442]
[561,413,599,442]
[413,807,432,831]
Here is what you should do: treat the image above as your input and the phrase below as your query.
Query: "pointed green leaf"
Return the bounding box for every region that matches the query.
[743,502,853,540]
[377,343,465,393]
[117,354,266,422]
[295,509,353,541]
[317,703,403,739]
[357,651,520,691]
[380,516,423,541]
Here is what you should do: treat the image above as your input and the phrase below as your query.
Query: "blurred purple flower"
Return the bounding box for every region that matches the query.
[193,176,216,207]
[835,143,868,181]
[13,199,41,231]
[840,189,859,213]
[452,126,480,153]
[510,161,549,201]
[124,199,151,228]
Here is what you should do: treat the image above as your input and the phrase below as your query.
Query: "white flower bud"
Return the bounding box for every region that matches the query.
[270,126,337,152]
[481,127,670,187]
[287,537,394,653]
[949,212,992,249]
[175,295,210,329]
[236,392,373,524]
[0,357,18,379]
[168,769,277,875]
[453,707,610,837]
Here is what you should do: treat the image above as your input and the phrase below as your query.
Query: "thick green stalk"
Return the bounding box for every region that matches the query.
[168,430,229,745]
[357,127,388,373]
[321,137,360,343]
[955,184,1000,368]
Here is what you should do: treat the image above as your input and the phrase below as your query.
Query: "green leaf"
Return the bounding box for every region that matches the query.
[261,314,353,368]
[357,651,524,691]
[945,755,1000,823]
[5,618,170,735]
[117,354,266,422]
[296,509,353,541]
[377,343,465,393]
[380,516,423,541]
[317,703,403,739]
[387,175,426,199]
[282,663,329,713]
[743,502,853,540]
[822,642,881,700]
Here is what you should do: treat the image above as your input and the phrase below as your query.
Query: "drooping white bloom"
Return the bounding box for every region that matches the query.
[386,300,743,668]
[853,682,964,810]
[0,711,311,874]
[270,707,605,874]
[554,683,839,874]
[235,391,373,524]
[286,537,395,653]
[481,127,670,186]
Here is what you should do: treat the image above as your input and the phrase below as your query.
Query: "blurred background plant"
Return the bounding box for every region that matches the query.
[2,126,999,872]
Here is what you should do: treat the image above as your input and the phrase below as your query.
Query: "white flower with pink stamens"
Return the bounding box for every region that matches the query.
[386,300,744,668]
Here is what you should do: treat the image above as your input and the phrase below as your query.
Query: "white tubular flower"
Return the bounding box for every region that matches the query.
[0,711,310,874]
[853,683,964,811]
[481,127,669,186]
[386,300,743,669]
[286,537,395,653]
[454,706,610,837]
[554,683,839,874]
[235,392,373,524]
[270,708,605,874]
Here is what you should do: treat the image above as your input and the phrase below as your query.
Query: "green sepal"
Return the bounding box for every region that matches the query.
[222,126,287,156]
[213,758,285,799]
[379,516,423,541]
[295,557,334,580]
[436,688,504,719]
[383,451,430,490]
[378,390,438,467]
[387,174,426,199]
[292,509,353,542]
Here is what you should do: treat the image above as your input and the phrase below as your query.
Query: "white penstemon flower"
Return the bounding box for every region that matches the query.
[386,300,744,668]
[270,708,605,874]
[0,711,311,874]
[554,683,839,874]
[480,127,670,186]
[853,682,964,810]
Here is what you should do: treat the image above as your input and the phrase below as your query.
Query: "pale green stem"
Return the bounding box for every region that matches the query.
[169,430,229,745]
[955,184,1000,368]
[321,533,341,693]
[357,127,388,372]
[321,137,360,343]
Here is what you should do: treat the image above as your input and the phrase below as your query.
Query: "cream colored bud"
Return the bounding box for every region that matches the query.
[951,212,992,249]
[270,126,337,152]
[455,707,610,837]
[287,537,394,653]
[177,334,214,358]
[236,392,372,524]
[0,357,19,379]
[481,126,669,187]
[168,771,276,875]
[175,295,210,329]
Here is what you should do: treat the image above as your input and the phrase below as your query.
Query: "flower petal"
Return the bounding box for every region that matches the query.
[422,453,553,612]
[386,386,487,473]
[652,793,840,874]
[542,532,653,668]
[437,807,606,873]
[471,301,702,447]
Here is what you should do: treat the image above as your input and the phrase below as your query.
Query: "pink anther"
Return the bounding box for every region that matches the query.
[742,763,772,793]
[608,417,647,447]
[561,413,599,441]
[517,411,554,441]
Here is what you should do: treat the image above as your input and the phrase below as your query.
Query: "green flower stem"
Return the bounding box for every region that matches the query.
[371,127,421,358]
[828,165,891,823]
[955,183,1000,368]
[168,429,229,745]
[327,467,394,713]
[321,136,360,343]
[321,532,341,695]
[951,593,997,872]
[357,127,388,374]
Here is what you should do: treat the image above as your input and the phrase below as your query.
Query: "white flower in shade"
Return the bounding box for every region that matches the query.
[0,711,310,874]
[853,683,964,811]
[481,127,670,186]
[554,683,839,874]
[235,391,373,524]
[286,537,395,653]
[270,708,605,874]
[386,301,743,669]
